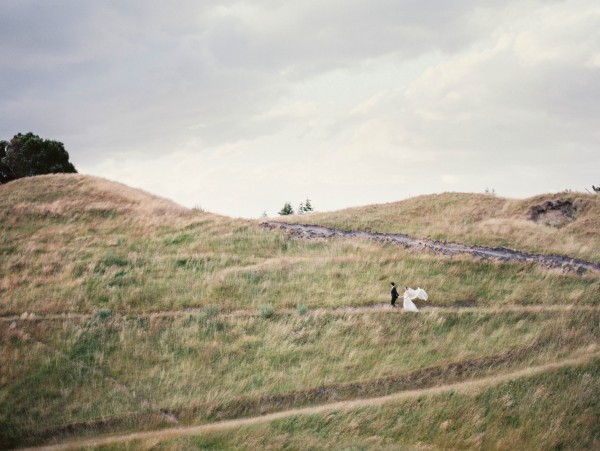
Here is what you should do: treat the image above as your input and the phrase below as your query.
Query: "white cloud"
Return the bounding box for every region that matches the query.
[442,174,459,185]
[2,0,600,216]
[586,53,600,67]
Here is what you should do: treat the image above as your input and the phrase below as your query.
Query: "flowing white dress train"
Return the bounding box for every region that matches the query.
[403,287,428,312]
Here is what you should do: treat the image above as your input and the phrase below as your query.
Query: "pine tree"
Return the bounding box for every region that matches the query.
[303,198,313,212]
[278,202,294,215]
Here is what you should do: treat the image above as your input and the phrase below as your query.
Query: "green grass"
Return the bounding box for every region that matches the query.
[2,309,598,446]
[1,176,598,316]
[2,222,598,314]
[280,191,600,264]
[1,174,599,449]
[107,357,600,450]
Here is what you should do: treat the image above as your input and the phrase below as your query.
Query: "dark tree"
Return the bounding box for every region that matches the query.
[0,141,12,184]
[0,132,77,184]
[303,198,313,212]
[593,185,600,193]
[278,202,294,216]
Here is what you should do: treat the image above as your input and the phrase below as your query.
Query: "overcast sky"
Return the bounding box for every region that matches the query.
[1,1,599,217]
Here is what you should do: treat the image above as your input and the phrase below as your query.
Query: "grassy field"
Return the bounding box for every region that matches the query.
[96,356,600,450]
[1,174,599,449]
[279,191,600,264]
[1,176,598,316]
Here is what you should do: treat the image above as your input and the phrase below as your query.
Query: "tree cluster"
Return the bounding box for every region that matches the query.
[0,132,77,184]
[278,198,314,216]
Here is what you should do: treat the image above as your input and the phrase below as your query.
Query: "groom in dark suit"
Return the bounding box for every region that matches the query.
[390,282,399,307]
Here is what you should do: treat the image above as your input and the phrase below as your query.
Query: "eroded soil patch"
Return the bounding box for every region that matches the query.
[261,222,600,274]
[528,199,577,227]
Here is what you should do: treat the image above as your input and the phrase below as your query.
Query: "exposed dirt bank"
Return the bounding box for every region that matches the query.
[261,222,600,274]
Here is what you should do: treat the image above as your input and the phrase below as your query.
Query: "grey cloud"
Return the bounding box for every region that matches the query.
[0,1,92,59]
[1,0,598,217]
[0,0,509,159]
[0,1,284,161]
[204,0,502,74]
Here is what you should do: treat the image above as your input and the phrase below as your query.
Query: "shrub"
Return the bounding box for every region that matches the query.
[203,305,221,318]
[296,304,309,315]
[94,309,113,321]
[259,304,274,319]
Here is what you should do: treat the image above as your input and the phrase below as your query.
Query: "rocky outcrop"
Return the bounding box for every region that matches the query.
[528,199,575,227]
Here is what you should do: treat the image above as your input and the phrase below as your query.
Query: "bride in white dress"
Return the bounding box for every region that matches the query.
[403,286,428,312]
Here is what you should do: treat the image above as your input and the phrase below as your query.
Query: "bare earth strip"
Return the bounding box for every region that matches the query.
[261,221,600,274]
[25,352,599,451]
[3,304,599,324]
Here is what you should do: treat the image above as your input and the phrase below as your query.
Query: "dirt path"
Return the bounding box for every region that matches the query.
[25,351,598,451]
[2,303,599,324]
[261,221,600,274]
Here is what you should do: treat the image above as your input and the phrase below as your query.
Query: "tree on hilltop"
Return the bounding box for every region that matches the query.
[297,198,314,214]
[0,143,12,184]
[278,202,294,216]
[0,132,77,184]
[278,199,314,216]
[303,198,313,212]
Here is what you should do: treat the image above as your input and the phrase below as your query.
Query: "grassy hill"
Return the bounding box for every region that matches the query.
[1,175,599,449]
[280,191,600,264]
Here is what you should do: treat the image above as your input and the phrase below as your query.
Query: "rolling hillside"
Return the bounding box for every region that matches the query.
[279,191,600,264]
[1,175,598,449]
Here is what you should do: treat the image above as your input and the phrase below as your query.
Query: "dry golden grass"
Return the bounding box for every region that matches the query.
[99,355,600,451]
[1,174,599,449]
[1,175,598,318]
[4,174,200,229]
[280,191,600,264]
[2,307,598,447]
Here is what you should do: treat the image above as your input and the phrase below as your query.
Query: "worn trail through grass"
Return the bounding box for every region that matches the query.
[2,303,599,323]
[25,350,599,451]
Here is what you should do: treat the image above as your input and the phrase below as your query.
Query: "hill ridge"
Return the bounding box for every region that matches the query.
[2,174,599,449]
[262,222,600,274]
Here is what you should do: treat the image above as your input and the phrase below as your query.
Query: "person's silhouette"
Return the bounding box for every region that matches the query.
[390,282,399,307]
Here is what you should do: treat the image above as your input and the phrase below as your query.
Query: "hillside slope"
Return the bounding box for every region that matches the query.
[1,176,598,315]
[1,175,598,449]
[280,192,600,264]
[1,174,230,314]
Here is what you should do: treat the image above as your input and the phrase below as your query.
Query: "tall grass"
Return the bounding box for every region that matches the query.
[2,176,598,316]
[280,191,600,264]
[111,357,600,450]
[2,308,598,445]
[1,174,599,448]
[1,204,598,315]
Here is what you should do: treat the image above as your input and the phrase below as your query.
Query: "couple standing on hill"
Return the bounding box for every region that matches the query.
[390,282,428,311]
